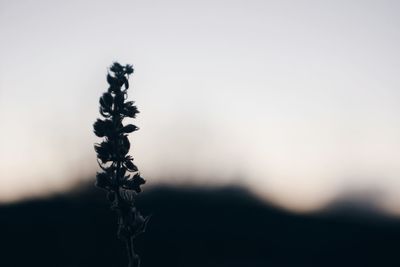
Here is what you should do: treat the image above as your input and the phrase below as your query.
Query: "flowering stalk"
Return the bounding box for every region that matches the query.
[93,62,149,267]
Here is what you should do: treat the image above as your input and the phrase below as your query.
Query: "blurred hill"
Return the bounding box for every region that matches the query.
[1,184,400,267]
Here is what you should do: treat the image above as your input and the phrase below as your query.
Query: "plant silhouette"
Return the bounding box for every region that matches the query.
[93,62,149,267]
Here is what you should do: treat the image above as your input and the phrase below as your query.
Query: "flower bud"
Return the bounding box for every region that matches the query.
[93,119,113,137]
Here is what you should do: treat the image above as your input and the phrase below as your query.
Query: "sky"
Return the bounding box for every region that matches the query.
[1,0,400,213]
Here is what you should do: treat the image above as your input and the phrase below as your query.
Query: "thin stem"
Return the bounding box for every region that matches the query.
[126,235,134,266]
[130,236,140,267]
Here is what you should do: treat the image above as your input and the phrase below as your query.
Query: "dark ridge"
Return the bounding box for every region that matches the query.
[1,184,400,267]
[316,188,398,224]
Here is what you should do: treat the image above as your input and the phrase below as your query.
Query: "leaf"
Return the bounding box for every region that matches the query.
[94,141,113,163]
[125,101,135,106]
[100,92,113,108]
[124,159,138,172]
[123,173,145,193]
[132,211,151,238]
[122,135,130,150]
[117,135,130,157]
[120,124,138,133]
[96,172,112,189]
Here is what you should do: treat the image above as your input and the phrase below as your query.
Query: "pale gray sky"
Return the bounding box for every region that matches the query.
[1,0,400,213]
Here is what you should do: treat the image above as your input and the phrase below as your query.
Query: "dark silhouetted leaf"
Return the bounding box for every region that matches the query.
[100,92,113,108]
[123,173,145,193]
[124,159,138,172]
[117,135,130,157]
[96,172,112,189]
[120,124,138,134]
[94,141,113,163]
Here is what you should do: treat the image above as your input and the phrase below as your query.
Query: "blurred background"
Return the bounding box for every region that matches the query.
[1,0,400,266]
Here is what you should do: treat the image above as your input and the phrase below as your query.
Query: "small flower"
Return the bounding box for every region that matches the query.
[122,102,139,118]
[122,173,146,193]
[93,119,113,137]
[110,62,124,73]
[125,64,134,75]
[94,141,113,163]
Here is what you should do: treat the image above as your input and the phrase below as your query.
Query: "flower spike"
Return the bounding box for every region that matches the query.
[93,62,148,267]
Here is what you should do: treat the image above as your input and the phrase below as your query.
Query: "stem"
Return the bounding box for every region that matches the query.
[126,235,134,266]
[130,237,140,267]
[112,92,134,267]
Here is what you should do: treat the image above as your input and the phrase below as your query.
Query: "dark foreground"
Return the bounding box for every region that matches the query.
[1,184,399,267]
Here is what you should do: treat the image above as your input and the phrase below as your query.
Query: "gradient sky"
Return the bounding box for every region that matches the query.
[1,0,400,213]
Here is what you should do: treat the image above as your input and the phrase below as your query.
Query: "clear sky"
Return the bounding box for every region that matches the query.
[1,0,400,213]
